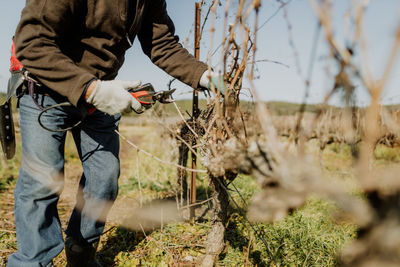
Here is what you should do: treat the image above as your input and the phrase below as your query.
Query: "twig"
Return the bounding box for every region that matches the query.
[136,150,143,208]
[257,0,293,31]
[179,197,213,210]
[250,0,261,80]
[309,0,351,64]
[200,1,213,40]
[164,243,206,249]
[255,59,290,68]
[139,223,147,238]
[172,102,200,140]
[100,226,116,236]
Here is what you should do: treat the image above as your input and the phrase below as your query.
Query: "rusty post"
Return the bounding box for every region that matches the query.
[190,2,201,220]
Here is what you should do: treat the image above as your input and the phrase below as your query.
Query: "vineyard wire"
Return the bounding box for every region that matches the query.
[115,130,207,173]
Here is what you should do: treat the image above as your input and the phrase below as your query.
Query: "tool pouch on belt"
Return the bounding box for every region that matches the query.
[0,39,24,160]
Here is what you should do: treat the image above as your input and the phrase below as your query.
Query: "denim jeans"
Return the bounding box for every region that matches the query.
[7,93,121,267]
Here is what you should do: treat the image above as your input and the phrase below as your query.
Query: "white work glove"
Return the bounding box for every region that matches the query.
[199,70,226,96]
[86,80,145,115]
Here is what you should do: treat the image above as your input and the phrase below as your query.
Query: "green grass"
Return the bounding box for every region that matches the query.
[221,198,356,266]
[0,232,17,254]
[219,175,356,267]
[107,223,210,266]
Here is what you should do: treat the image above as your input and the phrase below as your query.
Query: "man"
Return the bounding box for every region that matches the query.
[8,1,223,266]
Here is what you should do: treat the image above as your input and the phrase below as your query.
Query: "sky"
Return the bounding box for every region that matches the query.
[0,0,399,106]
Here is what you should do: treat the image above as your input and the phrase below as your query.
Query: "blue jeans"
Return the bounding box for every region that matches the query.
[7,93,121,267]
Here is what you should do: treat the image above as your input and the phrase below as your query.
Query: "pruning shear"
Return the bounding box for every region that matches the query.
[129,83,175,109]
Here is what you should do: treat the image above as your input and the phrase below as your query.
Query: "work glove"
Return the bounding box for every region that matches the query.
[86,80,145,115]
[199,70,227,96]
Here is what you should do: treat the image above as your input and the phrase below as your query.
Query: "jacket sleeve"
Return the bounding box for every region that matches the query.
[14,0,95,106]
[138,0,208,89]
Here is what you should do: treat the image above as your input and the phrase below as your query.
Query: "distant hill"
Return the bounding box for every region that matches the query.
[265,101,331,115]
[2,91,400,116]
[156,100,328,116]
[146,100,328,117]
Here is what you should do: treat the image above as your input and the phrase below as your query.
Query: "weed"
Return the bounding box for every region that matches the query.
[374,144,400,162]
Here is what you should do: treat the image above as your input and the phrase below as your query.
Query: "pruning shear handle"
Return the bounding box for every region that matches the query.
[129,83,175,108]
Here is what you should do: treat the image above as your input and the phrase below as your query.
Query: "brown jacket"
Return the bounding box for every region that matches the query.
[15,0,207,106]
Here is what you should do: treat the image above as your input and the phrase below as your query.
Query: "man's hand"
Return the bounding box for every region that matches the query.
[85,80,145,115]
[199,70,227,96]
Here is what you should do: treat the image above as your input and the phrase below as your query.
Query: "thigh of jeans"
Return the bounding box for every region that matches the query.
[17,93,83,188]
[66,111,121,242]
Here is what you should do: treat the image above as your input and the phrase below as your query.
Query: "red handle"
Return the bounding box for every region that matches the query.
[131,91,153,105]
[10,39,23,72]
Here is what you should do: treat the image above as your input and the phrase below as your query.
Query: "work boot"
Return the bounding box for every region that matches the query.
[65,236,102,267]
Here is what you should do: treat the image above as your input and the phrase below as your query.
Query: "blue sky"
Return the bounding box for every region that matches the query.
[0,0,399,106]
